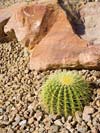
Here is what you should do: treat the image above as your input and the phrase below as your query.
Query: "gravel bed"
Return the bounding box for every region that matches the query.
[0,41,100,133]
[0,0,33,7]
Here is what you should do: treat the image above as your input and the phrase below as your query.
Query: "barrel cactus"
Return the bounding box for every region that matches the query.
[40,71,92,116]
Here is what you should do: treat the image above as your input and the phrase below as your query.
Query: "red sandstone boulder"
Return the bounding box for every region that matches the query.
[0,2,27,41]
[0,0,58,43]
[0,2,57,47]
[30,7,100,71]
[4,3,47,48]
[4,2,58,49]
[0,2,100,71]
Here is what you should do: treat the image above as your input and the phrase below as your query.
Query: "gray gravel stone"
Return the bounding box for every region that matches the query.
[15,114,21,124]
[34,110,42,122]
[19,120,27,128]
[93,71,100,78]
[91,127,98,133]
[67,115,72,122]
[97,79,100,86]
[39,127,45,133]
[97,89,100,96]
[7,128,14,133]
[61,117,65,123]
[30,128,34,132]
[64,122,72,131]
[0,108,3,115]
[76,124,88,133]
[59,128,69,133]
[96,99,100,107]
[75,111,82,123]
[28,117,34,124]
[83,114,91,122]
[43,118,51,130]
[87,121,93,129]
[54,119,63,126]
[83,106,94,122]
[49,125,59,133]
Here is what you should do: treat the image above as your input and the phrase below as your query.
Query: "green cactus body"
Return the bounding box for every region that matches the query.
[40,71,92,116]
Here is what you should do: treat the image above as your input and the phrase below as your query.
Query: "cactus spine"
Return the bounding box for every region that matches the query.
[40,71,92,116]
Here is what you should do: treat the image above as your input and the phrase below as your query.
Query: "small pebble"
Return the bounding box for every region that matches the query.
[91,127,98,133]
[67,115,72,122]
[34,110,42,122]
[28,117,34,124]
[97,89,100,96]
[75,111,82,123]
[54,119,63,126]
[0,108,3,114]
[7,128,14,133]
[15,114,21,123]
[19,120,27,128]
[96,99,100,107]
[49,125,59,133]
[83,106,94,122]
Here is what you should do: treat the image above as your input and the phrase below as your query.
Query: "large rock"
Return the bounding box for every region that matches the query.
[4,3,46,48]
[0,2,27,41]
[4,3,58,49]
[0,2,100,71]
[0,2,57,43]
[80,2,100,44]
[30,6,100,71]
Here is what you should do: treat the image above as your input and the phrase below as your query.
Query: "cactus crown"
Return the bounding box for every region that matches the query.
[40,71,92,117]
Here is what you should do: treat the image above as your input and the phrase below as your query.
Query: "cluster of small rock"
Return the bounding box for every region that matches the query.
[0,41,100,133]
[0,0,32,7]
